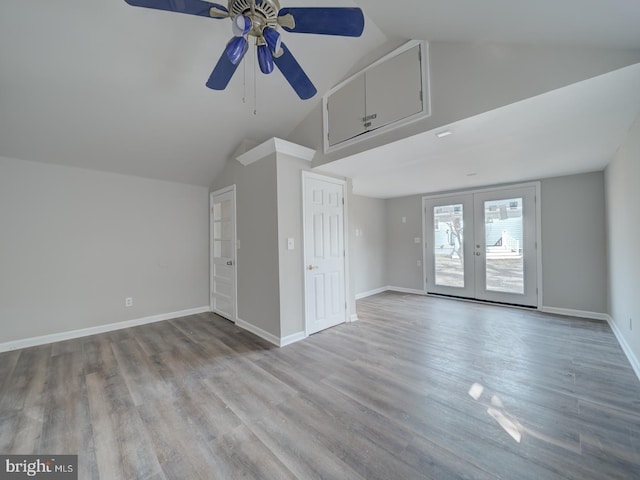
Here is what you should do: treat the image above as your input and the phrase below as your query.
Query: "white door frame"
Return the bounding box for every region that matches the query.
[424,194,476,299]
[302,171,351,336]
[422,181,543,309]
[210,185,238,322]
[473,186,538,305]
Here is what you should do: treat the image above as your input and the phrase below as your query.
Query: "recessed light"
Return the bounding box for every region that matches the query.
[436,130,453,138]
[467,173,478,177]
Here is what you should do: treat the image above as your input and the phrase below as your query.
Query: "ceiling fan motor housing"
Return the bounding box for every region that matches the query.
[229,0,280,37]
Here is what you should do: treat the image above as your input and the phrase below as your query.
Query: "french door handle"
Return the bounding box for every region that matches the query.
[307,265,319,270]
[226,260,233,266]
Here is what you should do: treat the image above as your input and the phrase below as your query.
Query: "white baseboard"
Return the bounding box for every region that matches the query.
[540,306,609,321]
[236,318,281,347]
[280,331,306,347]
[540,307,640,383]
[606,315,640,383]
[387,286,426,296]
[0,306,210,353]
[355,287,388,300]
[356,286,425,300]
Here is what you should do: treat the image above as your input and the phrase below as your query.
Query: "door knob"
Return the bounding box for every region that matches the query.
[226,260,233,265]
[475,252,481,256]
[307,265,319,270]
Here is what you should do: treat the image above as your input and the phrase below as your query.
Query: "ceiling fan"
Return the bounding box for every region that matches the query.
[124,0,365,100]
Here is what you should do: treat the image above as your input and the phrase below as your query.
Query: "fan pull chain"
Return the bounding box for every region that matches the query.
[253,43,258,115]
[242,53,247,104]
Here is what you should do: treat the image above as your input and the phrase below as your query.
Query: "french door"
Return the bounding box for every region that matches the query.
[424,185,539,307]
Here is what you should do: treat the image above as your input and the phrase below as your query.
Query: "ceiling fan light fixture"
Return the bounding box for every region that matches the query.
[257,44,275,74]
[232,14,252,36]
[225,36,248,64]
[263,27,282,54]
[123,0,365,100]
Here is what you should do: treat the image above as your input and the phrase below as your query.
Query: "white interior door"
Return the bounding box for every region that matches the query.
[425,185,539,307]
[303,174,347,335]
[210,187,236,321]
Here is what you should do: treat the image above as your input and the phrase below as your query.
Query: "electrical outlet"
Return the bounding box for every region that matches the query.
[417,259,422,267]
[125,297,133,307]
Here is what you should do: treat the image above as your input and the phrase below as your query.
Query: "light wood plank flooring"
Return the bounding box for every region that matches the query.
[1,292,640,479]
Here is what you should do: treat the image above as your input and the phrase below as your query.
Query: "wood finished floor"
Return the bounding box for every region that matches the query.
[1,292,640,479]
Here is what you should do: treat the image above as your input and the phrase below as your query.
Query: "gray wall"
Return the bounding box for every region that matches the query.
[0,156,209,345]
[276,154,310,337]
[541,172,607,312]
[211,152,339,339]
[350,195,387,295]
[211,155,281,337]
[386,195,424,291]
[384,172,609,313]
[605,114,640,364]
[288,42,640,168]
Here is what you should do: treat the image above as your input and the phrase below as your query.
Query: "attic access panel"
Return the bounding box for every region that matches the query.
[323,40,430,152]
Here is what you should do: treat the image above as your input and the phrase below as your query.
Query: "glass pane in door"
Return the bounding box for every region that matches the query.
[433,204,465,288]
[483,198,524,294]
[213,199,232,259]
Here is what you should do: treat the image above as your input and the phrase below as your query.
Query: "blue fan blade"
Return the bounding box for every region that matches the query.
[279,8,364,37]
[206,46,246,90]
[273,43,317,100]
[124,0,227,19]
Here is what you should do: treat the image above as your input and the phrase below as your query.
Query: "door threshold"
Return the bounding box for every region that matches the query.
[426,292,538,310]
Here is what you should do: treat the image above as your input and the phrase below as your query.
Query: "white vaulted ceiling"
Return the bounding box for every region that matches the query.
[1,1,640,191]
[0,0,386,185]
[357,0,640,49]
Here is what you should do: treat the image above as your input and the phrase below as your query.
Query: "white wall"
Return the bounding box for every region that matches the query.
[605,114,640,367]
[0,156,209,345]
[350,195,387,296]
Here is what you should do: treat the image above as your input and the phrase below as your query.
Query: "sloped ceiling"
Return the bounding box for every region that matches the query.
[314,0,640,197]
[1,1,640,191]
[357,0,640,48]
[317,63,640,198]
[0,0,387,185]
